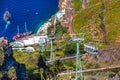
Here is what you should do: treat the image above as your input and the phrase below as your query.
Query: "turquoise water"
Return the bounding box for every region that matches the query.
[0,0,58,41]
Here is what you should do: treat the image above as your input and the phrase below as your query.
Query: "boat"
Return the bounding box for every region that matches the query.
[13,23,32,40]
[13,25,21,40]
[3,8,11,22]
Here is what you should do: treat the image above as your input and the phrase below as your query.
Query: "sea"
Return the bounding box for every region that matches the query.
[0,0,58,41]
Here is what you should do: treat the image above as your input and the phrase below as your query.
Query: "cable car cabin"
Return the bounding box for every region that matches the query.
[84,44,98,54]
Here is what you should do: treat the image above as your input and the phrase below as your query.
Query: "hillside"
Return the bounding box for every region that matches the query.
[0,0,120,79]
[72,0,120,44]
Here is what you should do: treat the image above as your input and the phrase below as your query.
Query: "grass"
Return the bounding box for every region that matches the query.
[13,51,40,70]
[72,0,120,46]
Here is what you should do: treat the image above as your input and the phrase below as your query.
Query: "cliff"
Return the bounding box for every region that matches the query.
[86,47,120,64]
[0,37,26,80]
[58,0,75,34]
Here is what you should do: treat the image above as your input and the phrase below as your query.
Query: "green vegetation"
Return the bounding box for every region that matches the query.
[64,42,85,56]
[55,25,67,36]
[1,0,120,79]
[13,51,40,70]
[64,42,76,55]
[72,0,120,44]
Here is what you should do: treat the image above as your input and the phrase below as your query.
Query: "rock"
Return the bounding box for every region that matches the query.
[87,47,120,64]
[37,55,48,70]
[0,37,26,80]
[113,74,120,80]
[1,74,11,80]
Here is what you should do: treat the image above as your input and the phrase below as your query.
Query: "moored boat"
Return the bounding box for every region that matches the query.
[3,8,11,22]
[13,23,32,40]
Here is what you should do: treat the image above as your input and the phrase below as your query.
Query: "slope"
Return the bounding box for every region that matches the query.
[72,0,120,45]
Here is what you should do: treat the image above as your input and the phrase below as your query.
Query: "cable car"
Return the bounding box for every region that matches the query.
[84,44,98,54]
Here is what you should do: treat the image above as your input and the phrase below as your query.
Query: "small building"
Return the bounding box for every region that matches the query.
[25,47,35,52]
[23,39,34,46]
[13,41,24,47]
[13,35,48,46]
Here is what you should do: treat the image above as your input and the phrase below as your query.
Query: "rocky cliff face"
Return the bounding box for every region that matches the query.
[86,47,120,65]
[0,37,26,80]
[58,0,75,34]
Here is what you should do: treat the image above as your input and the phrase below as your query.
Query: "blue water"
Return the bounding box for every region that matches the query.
[0,0,58,41]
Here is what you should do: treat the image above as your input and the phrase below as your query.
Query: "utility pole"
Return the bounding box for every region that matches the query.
[72,38,84,80]
[49,14,56,62]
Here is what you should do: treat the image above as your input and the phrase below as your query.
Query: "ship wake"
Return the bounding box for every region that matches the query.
[0,21,10,36]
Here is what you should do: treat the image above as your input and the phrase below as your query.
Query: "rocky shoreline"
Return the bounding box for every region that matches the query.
[36,0,75,35]
[37,20,52,35]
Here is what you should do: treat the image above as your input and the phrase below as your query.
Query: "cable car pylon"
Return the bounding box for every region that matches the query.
[71,33,85,80]
[50,14,57,62]
[49,36,55,62]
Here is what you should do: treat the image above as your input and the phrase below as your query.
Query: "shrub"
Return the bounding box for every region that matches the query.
[64,42,76,55]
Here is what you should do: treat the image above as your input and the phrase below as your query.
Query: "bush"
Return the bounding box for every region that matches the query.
[55,25,67,35]
[64,42,85,56]
[27,70,40,80]
[64,42,76,55]
[64,60,74,68]
[47,25,54,35]
[42,51,50,60]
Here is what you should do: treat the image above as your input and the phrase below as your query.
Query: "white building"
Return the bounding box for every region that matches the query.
[13,35,48,46]
[25,47,35,52]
